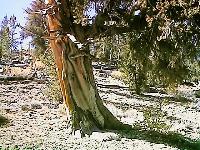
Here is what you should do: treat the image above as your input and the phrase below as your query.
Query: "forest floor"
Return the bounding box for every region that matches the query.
[0,69,200,150]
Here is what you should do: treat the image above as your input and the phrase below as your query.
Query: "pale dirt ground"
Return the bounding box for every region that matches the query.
[0,69,200,150]
[10,67,32,76]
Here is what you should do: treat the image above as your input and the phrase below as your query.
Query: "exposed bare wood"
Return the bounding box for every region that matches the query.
[46,0,131,134]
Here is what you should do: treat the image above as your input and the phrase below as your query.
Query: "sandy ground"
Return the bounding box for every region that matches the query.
[0,70,200,150]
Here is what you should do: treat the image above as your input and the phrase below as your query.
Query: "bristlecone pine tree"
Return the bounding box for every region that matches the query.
[45,0,131,136]
[44,0,200,136]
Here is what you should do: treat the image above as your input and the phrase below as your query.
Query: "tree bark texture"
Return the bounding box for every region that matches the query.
[46,0,131,135]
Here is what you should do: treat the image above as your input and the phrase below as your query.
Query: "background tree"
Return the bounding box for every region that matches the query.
[0,23,11,61]
[0,15,19,61]
[23,0,48,58]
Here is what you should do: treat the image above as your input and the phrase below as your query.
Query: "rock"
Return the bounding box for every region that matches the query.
[9,99,18,103]
[5,141,12,145]
[4,107,11,113]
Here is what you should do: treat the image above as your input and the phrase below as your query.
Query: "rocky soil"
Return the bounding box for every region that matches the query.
[0,70,200,150]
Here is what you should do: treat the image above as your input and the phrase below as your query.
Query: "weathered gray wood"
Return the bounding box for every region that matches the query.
[0,75,34,82]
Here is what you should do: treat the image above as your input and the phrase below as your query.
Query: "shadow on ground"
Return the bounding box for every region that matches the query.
[99,87,192,104]
[0,115,9,127]
[116,128,200,150]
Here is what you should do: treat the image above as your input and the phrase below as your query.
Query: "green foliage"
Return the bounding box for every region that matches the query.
[85,0,200,94]
[120,27,196,93]
[45,79,62,102]
[142,107,170,132]
[26,0,200,96]
[0,27,11,60]
[94,35,124,65]
[185,60,200,83]
[95,29,200,95]
[195,90,200,98]
[0,15,19,61]
[132,98,171,133]
[40,50,62,102]
[120,44,149,94]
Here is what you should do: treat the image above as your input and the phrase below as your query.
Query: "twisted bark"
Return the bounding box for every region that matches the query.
[46,0,131,135]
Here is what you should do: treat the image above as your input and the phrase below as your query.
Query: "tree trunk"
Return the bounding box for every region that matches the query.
[46,0,131,135]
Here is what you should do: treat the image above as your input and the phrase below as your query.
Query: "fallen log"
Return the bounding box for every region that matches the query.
[0,75,34,82]
[0,74,49,84]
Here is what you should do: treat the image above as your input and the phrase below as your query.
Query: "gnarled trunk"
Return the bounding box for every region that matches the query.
[46,0,131,135]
